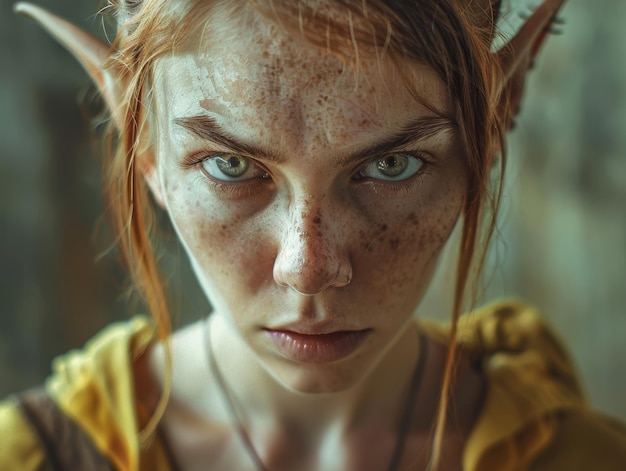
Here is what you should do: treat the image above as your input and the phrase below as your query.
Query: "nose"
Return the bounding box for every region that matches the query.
[273,207,352,296]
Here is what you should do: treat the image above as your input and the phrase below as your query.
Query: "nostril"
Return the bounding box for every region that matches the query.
[334,264,352,288]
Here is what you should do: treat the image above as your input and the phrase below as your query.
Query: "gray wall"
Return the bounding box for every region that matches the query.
[1,0,624,422]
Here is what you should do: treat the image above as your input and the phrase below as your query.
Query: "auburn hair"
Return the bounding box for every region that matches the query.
[102,0,507,468]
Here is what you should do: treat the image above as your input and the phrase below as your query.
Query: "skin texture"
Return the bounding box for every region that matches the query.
[143,5,473,470]
[12,1,567,470]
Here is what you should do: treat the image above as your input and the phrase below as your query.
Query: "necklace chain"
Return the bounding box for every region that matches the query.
[205,319,428,471]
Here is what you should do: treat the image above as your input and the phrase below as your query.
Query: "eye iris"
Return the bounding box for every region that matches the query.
[216,155,249,177]
[377,154,408,177]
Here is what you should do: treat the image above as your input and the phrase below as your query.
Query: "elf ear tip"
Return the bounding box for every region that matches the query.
[14,2,38,19]
[519,5,566,30]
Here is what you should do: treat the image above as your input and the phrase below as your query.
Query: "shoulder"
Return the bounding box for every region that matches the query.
[1,316,160,471]
[530,408,626,470]
[0,398,45,470]
[421,300,626,471]
[49,316,158,467]
[1,388,125,471]
[46,315,155,406]
[421,299,585,407]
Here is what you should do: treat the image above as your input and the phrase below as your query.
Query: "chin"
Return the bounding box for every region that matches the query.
[275,370,363,395]
[261,350,376,395]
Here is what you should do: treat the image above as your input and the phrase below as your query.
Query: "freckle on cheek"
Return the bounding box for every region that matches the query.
[416,233,426,252]
[389,237,400,250]
[219,224,230,238]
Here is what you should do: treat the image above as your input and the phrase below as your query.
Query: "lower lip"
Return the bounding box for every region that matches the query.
[264,329,371,363]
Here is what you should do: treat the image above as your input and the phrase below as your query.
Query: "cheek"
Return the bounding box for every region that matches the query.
[162,177,275,293]
[355,180,465,305]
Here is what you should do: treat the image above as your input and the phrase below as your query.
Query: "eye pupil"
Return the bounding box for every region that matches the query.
[216,155,249,177]
[377,154,408,177]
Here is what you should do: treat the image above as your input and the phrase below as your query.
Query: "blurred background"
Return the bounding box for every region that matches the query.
[1,0,624,423]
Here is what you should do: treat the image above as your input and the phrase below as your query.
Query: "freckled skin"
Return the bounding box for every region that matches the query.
[146,6,468,397]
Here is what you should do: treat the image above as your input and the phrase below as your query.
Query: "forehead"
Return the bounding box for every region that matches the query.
[151,4,451,152]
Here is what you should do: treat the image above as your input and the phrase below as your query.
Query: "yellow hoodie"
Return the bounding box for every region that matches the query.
[1,301,625,470]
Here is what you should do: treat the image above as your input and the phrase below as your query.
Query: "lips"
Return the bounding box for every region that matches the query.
[264,328,371,363]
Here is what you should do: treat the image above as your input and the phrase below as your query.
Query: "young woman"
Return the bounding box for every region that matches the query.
[1,0,625,470]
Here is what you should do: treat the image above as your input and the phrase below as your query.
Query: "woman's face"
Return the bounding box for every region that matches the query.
[148,7,468,392]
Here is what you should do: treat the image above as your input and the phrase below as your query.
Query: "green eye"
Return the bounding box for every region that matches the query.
[376,154,409,177]
[216,155,249,177]
[354,153,424,182]
[201,153,267,182]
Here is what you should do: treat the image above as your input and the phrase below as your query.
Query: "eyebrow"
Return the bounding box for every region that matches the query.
[174,114,458,166]
[334,116,458,167]
[174,115,281,162]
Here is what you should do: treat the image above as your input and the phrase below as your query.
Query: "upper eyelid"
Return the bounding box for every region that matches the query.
[353,152,427,183]
[357,150,430,170]
[197,153,270,182]
[186,148,431,178]
[185,150,266,170]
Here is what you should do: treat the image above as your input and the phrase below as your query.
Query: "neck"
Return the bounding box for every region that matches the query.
[150,313,482,471]
[208,313,424,439]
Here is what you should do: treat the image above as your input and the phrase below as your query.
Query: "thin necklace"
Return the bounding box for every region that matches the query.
[205,320,428,471]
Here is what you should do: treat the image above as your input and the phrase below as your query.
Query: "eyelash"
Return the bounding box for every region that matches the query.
[180,152,270,199]
[350,151,434,196]
[353,152,430,177]
[183,150,433,199]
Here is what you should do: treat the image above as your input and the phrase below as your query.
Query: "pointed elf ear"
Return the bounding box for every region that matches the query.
[494,0,567,129]
[15,2,166,206]
[14,2,124,126]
